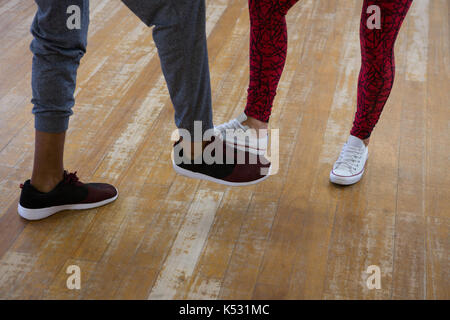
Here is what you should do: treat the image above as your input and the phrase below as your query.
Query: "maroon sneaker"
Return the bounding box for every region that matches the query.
[18,171,118,220]
[172,137,272,186]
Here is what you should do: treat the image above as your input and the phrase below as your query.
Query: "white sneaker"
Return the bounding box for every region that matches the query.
[330,135,368,185]
[214,112,268,155]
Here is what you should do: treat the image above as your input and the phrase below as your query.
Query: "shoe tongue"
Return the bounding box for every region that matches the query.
[347,135,364,148]
[236,112,248,124]
[234,112,251,131]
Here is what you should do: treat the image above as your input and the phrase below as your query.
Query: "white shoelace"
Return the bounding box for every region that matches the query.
[216,118,248,132]
[335,144,364,172]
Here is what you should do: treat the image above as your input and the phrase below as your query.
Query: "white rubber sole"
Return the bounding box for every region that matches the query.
[172,160,271,187]
[18,189,118,221]
[329,170,364,185]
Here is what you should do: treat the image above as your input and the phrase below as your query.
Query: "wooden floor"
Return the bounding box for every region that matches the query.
[0,0,448,299]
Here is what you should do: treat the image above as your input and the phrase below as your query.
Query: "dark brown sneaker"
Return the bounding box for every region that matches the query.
[172,137,271,186]
[18,171,118,220]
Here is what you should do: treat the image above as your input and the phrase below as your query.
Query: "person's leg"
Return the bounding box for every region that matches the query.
[121,0,213,141]
[31,131,65,192]
[331,0,413,186]
[30,0,89,192]
[351,0,413,143]
[215,0,298,152]
[243,0,299,128]
[19,0,117,220]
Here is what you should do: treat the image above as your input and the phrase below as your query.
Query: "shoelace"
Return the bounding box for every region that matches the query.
[64,170,80,185]
[335,144,364,172]
[216,118,247,132]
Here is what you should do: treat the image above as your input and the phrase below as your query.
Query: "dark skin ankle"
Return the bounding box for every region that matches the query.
[30,130,66,193]
[31,175,63,193]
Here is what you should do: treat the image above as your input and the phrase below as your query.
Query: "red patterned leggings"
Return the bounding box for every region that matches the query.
[244,0,413,140]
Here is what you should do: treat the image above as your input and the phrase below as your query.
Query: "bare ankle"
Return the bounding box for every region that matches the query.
[363,138,370,146]
[31,172,63,193]
[242,116,268,137]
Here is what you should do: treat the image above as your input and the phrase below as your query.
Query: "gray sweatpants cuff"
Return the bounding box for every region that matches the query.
[34,114,70,133]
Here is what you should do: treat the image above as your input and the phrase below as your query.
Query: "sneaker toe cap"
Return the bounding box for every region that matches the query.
[82,183,118,203]
[332,167,353,177]
[226,162,271,183]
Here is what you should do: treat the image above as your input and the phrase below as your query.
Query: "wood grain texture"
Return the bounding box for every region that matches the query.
[0,0,448,299]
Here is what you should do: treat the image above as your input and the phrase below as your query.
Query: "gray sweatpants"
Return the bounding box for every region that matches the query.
[31,0,213,138]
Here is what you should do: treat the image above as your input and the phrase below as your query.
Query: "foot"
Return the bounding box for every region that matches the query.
[214,112,268,155]
[330,135,368,185]
[18,171,118,220]
[172,137,271,186]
